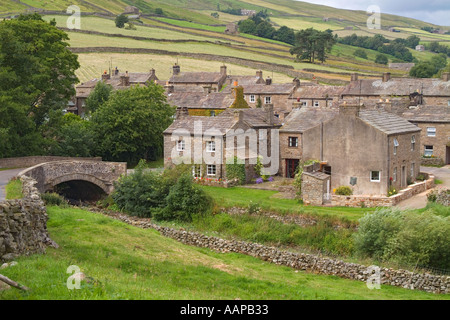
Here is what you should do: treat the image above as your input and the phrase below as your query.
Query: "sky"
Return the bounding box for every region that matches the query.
[297,0,450,26]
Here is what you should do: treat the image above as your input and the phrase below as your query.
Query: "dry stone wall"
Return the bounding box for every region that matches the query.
[0,176,56,262]
[0,156,101,169]
[99,210,449,294]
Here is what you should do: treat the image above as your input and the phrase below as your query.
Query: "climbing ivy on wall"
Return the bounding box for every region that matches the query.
[226,156,246,184]
[188,109,225,116]
[229,86,250,109]
[293,159,320,198]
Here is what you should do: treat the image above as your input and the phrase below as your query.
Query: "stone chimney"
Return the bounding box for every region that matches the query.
[292,101,302,109]
[120,71,130,86]
[173,64,180,76]
[256,70,263,79]
[442,72,450,82]
[376,99,392,113]
[175,106,189,119]
[220,65,227,76]
[149,68,156,78]
[382,72,391,82]
[233,110,244,123]
[101,70,110,81]
[339,103,360,117]
[264,103,274,126]
[350,73,358,82]
[164,81,174,94]
[265,77,272,85]
[293,77,300,88]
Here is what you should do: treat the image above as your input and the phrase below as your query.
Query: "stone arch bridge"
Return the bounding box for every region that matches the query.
[19,161,127,194]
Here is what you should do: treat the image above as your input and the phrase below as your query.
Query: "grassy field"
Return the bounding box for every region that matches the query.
[0,206,447,300]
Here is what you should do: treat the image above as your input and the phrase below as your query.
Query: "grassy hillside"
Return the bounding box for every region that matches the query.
[0,206,447,300]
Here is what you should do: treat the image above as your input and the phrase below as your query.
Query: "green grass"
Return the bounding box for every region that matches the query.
[0,206,447,300]
[5,178,23,200]
[200,186,376,221]
[435,179,444,185]
[154,17,226,33]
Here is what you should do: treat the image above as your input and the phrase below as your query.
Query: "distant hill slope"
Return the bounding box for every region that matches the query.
[1,0,445,29]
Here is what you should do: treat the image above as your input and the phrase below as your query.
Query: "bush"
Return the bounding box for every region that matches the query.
[153,173,213,222]
[354,208,450,269]
[115,14,129,28]
[387,186,398,197]
[354,48,368,59]
[226,156,246,184]
[375,53,388,65]
[41,192,68,207]
[335,186,353,196]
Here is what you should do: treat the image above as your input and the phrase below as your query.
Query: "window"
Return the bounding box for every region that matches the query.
[206,141,216,153]
[207,164,216,176]
[370,171,380,182]
[411,135,415,151]
[192,165,201,178]
[427,127,436,137]
[177,140,185,151]
[288,137,298,147]
[250,95,255,103]
[302,101,307,107]
[424,145,433,157]
[210,110,216,117]
[264,96,271,104]
[314,101,319,107]
[393,138,399,155]
[393,167,397,182]
[411,163,415,178]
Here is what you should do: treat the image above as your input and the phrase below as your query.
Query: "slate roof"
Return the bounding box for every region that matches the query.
[220,108,282,128]
[401,105,450,123]
[167,92,234,109]
[169,72,225,84]
[342,78,450,97]
[241,83,296,95]
[280,107,338,133]
[291,86,345,99]
[227,75,264,86]
[358,109,421,135]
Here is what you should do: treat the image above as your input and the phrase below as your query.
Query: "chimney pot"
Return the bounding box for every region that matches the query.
[351,73,358,82]
[265,77,272,85]
[173,64,180,76]
[264,103,274,125]
[176,106,189,119]
[293,78,300,88]
[220,65,227,76]
[256,70,263,79]
[382,72,391,82]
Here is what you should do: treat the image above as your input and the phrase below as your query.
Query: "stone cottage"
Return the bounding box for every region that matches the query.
[168,64,228,93]
[300,104,421,196]
[401,105,450,165]
[166,91,235,117]
[289,85,345,109]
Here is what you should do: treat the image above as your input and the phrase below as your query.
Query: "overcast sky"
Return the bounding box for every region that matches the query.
[298,0,450,26]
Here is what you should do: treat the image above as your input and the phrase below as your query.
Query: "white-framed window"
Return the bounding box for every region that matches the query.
[210,110,216,117]
[206,141,216,152]
[264,96,271,104]
[288,137,298,147]
[393,167,397,182]
[393,138,399,155]
[177,140,185,151]
[411,135,415,151]
[314,101,319,107]
[370,171,380,182]
[207,164,216,176]
[192,165,202,178]
[424,145,433,157]
[250,95,255,103]
[427,127,436,137]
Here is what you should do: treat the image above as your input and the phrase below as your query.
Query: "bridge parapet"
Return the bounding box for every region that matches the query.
[19,161,127,194]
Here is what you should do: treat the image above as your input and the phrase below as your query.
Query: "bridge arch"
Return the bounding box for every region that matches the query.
[46,173,111,194]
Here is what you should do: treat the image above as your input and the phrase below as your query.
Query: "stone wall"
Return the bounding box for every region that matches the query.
[421,157,445,167]
[100,210,449,294]
[0,156,102,169]
[331,174,435,207]
[0,176,56,262]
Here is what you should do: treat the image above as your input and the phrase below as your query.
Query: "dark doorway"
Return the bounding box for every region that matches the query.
[323,165,331,175]
[286,159,299,178]
[54,180,106,203]
[447,146,450,165]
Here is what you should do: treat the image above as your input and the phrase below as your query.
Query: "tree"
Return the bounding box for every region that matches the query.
[405,35,420,49]
[91,83,175,165]
[375,53,388,65]
[409,62,435,78]
[0,13,79,157]
[354,48,368,59]
[274,26,295,45]
[85,81,113,115]
[290,28,335,63]
[115,14,129,28]
[255,20,275,39]
[155,8,164,15]
[430,53,448,73]
[238,19,256,34]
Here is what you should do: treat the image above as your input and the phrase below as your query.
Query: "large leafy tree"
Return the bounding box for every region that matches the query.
[290,28,336,63]
[85,81,113,115]
[0,13,79,157]
[92,83,175,165]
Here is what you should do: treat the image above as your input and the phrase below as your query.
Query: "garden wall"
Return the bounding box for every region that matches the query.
[331,174,435,208]
[0,156,102,169]
[421,157,445,167]
[0,176,56,262]
[101,211,449,294]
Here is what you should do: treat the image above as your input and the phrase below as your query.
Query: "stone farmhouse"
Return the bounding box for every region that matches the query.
[289,85,345,109]
[163,103,281,183]
[401,105,450,165]
[342,72,450,108]
[74,68,159,116]
[281,104,422,196]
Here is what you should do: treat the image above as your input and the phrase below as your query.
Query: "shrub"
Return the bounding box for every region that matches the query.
[354,48,368,59]
[335,186,353,196]
[153,173,213,222]
[247,201,261,215]
[416,174,426,181]
[387,186,398,197]
[427,190,438,202]
[41,192,68,207]
[256,177,264,184]
[115,14,129,28]
[375,53,388,65]
[226,156,246,184]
